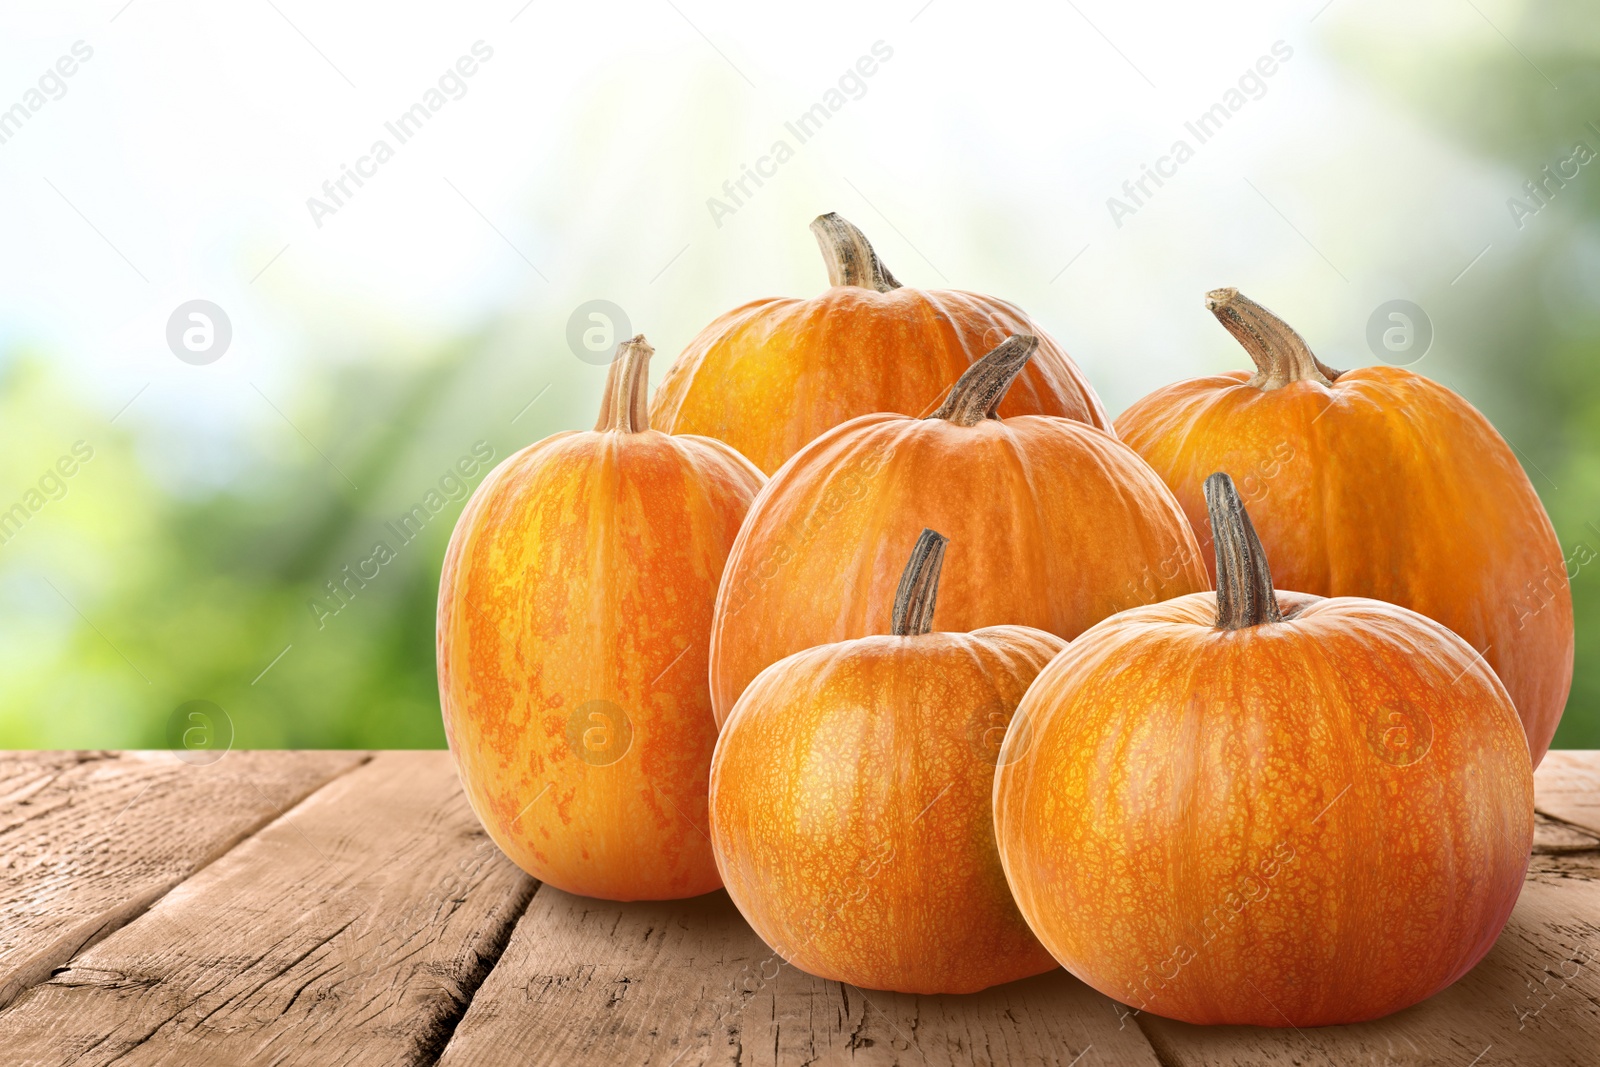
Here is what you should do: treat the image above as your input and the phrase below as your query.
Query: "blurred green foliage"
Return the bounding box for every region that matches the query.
[0,319,596,749]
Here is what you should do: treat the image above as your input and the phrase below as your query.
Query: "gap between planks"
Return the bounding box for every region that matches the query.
[3,751,1598,1066]
[0,750,372,1014]
[0,751,537,1067]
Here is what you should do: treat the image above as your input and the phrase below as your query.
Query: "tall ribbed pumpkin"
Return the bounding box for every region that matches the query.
[437,336,764,900]
[1115,288,1572,763]
[994,473,1534,1027]
[710,529,1063,994]
[709,335,1207,725]
[649,212,1110,474]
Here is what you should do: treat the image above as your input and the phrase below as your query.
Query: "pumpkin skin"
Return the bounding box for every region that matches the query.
[650,213,1110,474]
[993,474,1535,1027]
[710,530,1064,993]
[1115,288,1572,764]
[709,335,1207,726]
[437,337,764,901]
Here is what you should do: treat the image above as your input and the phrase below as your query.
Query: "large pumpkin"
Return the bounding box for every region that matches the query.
[994,472,1534,1027]
[649,212,1110,473]
[708,335,1208,725]
[710,528,1063,993]
[1116,288,1572,764]
[437,336,764,900]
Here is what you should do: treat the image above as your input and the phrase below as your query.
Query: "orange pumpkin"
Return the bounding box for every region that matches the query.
[437,336,764,900]
[994,472,1534,1027]
[709,335,1207,725]
[710,528,1063,993]
[650,212,1110,474]
[1116,288,1572,764]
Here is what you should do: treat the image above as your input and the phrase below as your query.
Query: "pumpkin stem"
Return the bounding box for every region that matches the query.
[1205,472,1283,630]
[891,528,948,637]
[594,335,652,433]
[811,212,902,292]
[1205,288,1344,389]
[930,335,1037,427]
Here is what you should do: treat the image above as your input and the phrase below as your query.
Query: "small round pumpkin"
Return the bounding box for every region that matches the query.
[710,529,1063,993]
[1115,288,1572,764]
[650,212,1110,474]
[437,337,764,901]
[709,335,1207,725]
[993,472,1534,1027]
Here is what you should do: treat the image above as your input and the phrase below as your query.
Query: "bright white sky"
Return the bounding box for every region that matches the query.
[0,0,1541,448]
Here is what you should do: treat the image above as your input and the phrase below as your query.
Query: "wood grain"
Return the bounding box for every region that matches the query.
[0,749,364,1013]
[435,885,1162,1067]
[1535,751,1600,836]
[1534,810,1600,853]
[0,751,534,1067]
[5,750,1598,1066]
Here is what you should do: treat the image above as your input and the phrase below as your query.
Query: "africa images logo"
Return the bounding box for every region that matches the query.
[308,441,496,629]
[1105,40,1295,228]
[304,41,495,228]
[705,41,894,227]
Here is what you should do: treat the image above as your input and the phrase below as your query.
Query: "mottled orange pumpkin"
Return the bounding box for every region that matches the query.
[437,336,764,900]
[649,212,1110,474]
[710,529,1063,993]
[1116,288,1572,764]
[994,473,1534,1027]
[709,335,1207,725]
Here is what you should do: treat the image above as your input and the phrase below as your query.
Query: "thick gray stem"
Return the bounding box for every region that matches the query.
[1206,288,1343,389]
[1204,472,1283,630]
[929,335,1037,427]
[811,213,902,292]
[891,529,948,636]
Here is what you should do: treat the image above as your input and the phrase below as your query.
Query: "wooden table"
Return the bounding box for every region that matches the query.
[1,750,1597,1066]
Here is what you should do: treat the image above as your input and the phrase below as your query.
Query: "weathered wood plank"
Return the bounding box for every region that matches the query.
[0,750,535,1067]
[1535,751,1600,836]
[435,885,1162,1067]
[7,749,1597,1065]
[0,749,365,1013]
[1534,810,1600,853]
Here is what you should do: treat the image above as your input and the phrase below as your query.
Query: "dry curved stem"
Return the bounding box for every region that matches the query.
[811,212,902,292]
[929,335,1037,427]
[891,528,948,637]
[1205,288,1343,389]
[594,334,652,433]
[1204,472,1283,630]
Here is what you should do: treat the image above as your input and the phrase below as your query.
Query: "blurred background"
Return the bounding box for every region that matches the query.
[0,0,1595,748]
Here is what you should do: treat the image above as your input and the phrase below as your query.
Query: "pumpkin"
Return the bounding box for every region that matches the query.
[437,336,764,901]
[1116,288,1572,764]
[993,472,1534,1027]
[709,528,1063,993]
[649,212,1110,474]
[709,334,1207,725]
